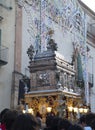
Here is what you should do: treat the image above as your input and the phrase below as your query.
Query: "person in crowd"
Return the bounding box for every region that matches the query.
[58,118,72,130]
[0,108,10,130]
[78,114,86,128]
[78,112,95,130]
[68,124,84,130]
[36,117,42,130]
[2,109,19,130]
[36,112,42,119]
[84,112,95,130]
[44,115,54,130]
[85,113,95,127]
[11,113,39,130]
[90,118,95,130]
[0,108,9,122]
[50,116,61,130]
[36,112,43,130]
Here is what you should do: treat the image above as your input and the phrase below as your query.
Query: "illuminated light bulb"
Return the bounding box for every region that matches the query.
[68,106,73,112]
[47,107,52,112]
[79,108,84,113]
[83,108,88,113]
[73,107,78,113]
[28,108,34,114]
[22,110,26,113]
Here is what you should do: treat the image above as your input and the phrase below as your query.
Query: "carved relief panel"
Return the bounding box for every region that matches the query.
[36,71,50,86]
[30,70,57,90]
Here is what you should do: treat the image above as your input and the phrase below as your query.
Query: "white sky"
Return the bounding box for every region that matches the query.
[81,0,95,12]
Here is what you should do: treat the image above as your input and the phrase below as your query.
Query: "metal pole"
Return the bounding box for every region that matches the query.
[85,54,89,106]
[39,0,41,52]
[84,14,89,106]
[92,57,93,85]
[90,56,93,87]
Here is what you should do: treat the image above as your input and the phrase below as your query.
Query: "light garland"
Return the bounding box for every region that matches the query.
[68,106,89,113]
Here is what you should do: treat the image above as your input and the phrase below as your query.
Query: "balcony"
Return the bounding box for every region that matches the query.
[88,73,93,87]
[0,16,3,21]
[0,45,8,66]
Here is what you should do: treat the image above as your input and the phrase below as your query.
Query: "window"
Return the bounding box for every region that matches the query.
[0,29,1,60]
[0,29,1,46]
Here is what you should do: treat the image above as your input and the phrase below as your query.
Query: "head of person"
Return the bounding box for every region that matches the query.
[68,124,84,130]
[36,112,42,119]
[85,112,95,126]
[79,114,86,127]
[50,116,62,130]
[45,115,54,128]
[12,113,39,130]
[3,109,19,130]
[0,108,9,123]
[58,118,72,130]
[90,119,95,130]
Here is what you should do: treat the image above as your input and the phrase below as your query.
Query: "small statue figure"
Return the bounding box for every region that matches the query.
[27,44,35,61]
[47,39,58,51]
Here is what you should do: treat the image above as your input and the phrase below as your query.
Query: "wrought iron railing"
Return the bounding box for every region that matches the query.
[88,72,93,87]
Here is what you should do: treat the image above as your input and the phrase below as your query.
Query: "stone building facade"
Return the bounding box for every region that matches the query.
[24,0,95,113]
[0,0,15,110]
[0,0,95,114]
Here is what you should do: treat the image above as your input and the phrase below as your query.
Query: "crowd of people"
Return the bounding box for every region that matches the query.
[0,108,95,130]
